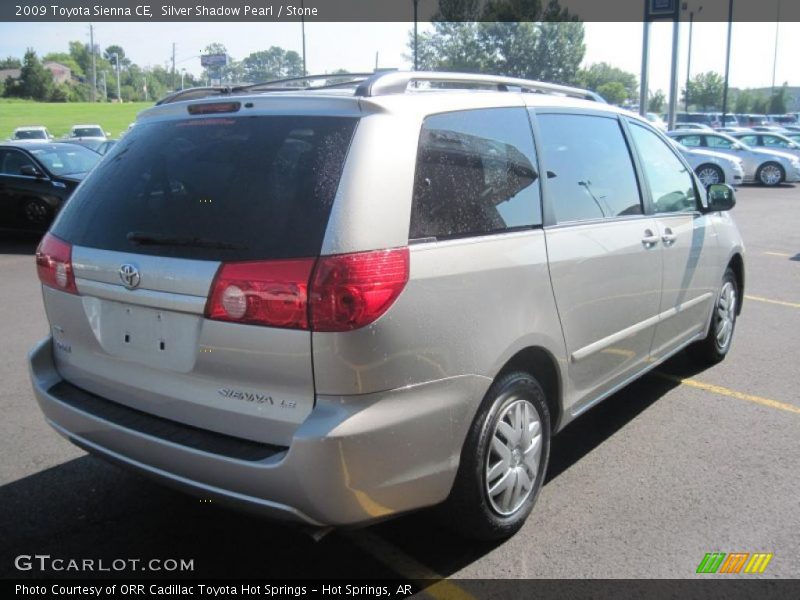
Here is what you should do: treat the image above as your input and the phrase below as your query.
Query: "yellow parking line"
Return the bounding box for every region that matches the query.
[745,295,800,309]
[343,530,477,600]
[764,251,792,258]
[655,373,800,415]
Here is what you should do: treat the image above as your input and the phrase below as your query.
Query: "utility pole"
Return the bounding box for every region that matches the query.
[721,0,734,124]
[100,71,107,101]
[639,19,650,117]
[113,53,121,102]
[171,42,176,90]
[89,24,96,102]
[301,0,307,75]
[771,0,781,98]
[413,0,419,70]
[685,5,702,113]
[667,16,680,130]
[375,51,379,70]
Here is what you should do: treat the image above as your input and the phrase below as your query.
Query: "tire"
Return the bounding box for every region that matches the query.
[440,371,551,541]
[695,164,724,187]
[22,197,52,226]
[689,268,739,365]
[756,162,785,186]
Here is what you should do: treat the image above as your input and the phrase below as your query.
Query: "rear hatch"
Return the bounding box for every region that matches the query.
[42,108,359,445]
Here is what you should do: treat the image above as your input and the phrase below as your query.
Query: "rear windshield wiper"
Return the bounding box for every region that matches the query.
[127,231,247,250]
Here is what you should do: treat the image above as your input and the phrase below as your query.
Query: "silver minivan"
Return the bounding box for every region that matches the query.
[29,71,745,540]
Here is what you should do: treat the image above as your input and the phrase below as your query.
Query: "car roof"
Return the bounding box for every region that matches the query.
[14,125,47,130]
[0,140,88,151]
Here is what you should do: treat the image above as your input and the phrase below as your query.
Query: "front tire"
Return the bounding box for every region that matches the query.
[689,268,738,365]
[441,371,550,541]
[757,162,785,186]
[696,164,724,187]
[22,197,52,226]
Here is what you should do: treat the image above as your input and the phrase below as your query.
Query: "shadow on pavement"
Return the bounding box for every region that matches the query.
[0,353,708,580]
[0,231,42,256]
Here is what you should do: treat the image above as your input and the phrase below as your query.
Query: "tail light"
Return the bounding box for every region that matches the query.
[205,248,409,332]
[36,233,78,294]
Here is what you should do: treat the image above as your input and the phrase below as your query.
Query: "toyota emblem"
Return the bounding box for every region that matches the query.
[119,264,141,290]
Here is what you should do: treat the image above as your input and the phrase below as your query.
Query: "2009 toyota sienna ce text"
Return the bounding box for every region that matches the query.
[28,71,744,540]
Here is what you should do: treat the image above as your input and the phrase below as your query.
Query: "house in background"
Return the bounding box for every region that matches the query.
[43,61,72,84]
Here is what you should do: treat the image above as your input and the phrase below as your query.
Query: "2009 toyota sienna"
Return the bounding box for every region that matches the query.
[29,71,744,540]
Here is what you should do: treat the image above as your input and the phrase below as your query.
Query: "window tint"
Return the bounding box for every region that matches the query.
[706,135,734,149]
[762,135,789,148]
[738,135,759,147]
[0,149,35,175]
[410,108,540,240]
[629,122,697,214]
[536,113,642,223]
[29,144,99,176]
[52,116,358,261]
[677,135,701,147]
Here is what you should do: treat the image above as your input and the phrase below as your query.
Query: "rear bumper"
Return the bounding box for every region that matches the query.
[29,336,490,526]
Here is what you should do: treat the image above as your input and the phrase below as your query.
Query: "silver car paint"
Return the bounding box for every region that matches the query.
[29,88,746,526]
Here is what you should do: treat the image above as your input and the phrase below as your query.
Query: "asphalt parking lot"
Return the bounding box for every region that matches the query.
[1,184,798,584]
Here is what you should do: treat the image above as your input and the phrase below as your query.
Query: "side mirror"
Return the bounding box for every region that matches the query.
[19,165,44,178]
[105,131,111,137]
[706,183,736,212]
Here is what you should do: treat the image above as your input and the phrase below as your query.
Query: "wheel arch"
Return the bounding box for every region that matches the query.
[728,252,745,315]
[496,346,562,434]
[695,162,724,183]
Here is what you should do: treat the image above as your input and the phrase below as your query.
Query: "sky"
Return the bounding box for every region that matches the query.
[0,18,797,96]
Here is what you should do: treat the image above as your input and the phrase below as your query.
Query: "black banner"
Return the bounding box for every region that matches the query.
[1,0,799,23]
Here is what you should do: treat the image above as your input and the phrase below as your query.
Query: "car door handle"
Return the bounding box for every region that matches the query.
[642,230,660,248]
[661,228,677,246]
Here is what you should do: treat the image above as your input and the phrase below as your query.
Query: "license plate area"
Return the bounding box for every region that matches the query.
[83,297,201,373]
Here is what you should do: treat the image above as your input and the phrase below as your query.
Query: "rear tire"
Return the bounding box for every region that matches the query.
[756,162,785,186]
[440,371,550,541]
[689,268,738,365]
[695,164,724,187]
[22,197,52,226]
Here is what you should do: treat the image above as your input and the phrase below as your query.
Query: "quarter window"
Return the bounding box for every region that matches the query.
[410,108,540,240]
[677,135,701,147]
[706,135,734,149]
[629,122,697,214]
[536,113,642,223]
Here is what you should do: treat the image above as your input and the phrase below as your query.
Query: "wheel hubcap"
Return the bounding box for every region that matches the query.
[698,167,721,186]
[761,165,782,185]
[25,202,47,224]
[485,398,542,516]
[715,281,736,351]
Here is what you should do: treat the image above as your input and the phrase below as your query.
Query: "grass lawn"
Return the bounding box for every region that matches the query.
[0,100,153,139]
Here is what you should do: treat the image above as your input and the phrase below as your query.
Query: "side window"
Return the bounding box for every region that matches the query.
[706,135,733,149]
[410,108,540,240]
[678,135,701,147]
[536,113,642,223]
[0,149,35,175]
[739,135,759,147]
[763,136,788,148]
[629,122,697,214]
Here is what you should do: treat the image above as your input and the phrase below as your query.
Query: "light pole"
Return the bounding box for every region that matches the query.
[685,5,702,113]
[112,52,121,102]
[301,0,307,75]
[181,68,186,90]
[413,0,419,71]
[721,0,734,125]
[771,0,781,100]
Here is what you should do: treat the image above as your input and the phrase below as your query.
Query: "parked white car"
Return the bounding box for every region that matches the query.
[729,131,800,161]
[668,130,800,185]
[11,126,53,141]
[671,141,745,187]
[67,124,108,141]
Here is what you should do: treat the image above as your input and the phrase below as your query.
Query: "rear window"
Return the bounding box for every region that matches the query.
[52,115,358,261]
[72,127,104,137]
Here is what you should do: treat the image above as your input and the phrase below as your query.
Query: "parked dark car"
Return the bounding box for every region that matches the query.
[0,141,100,232]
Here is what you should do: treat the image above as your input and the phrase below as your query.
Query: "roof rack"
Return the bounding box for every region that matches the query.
[155,71,603,106]
[354,71,605,103]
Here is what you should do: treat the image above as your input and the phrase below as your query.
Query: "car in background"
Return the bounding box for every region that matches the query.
[668,130,800,186]
[709,114,739,128]
[0,141,100,231]
[729,131,800,161]
[749,125,789,134]
[670,139,745,187]
[11,126,53,141]
[735,114,769,128]
[67,124,108,141]
[766,114,797,126]
[645,112,667,131]
[673,122,714,131]
[718,127,753,134]
[95,140,117,155]
[781,125,800,133]
[676,112,720,128]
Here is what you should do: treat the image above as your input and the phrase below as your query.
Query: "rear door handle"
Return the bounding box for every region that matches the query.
[662,227,677,246]
[642,229,660,248]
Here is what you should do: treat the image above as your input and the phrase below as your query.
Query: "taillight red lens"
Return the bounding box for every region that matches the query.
[310,247,409,332]
[205,258,315,329]
[35,233,78,294]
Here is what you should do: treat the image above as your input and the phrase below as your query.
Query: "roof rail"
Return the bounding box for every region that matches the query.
[156,73,375,105]
[354,71,605,103]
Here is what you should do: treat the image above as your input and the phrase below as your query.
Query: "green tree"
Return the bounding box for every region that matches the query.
[683,71,724,111]
[49,84,69,102]
[43,52,84,78]
[734,89,752,113]
[0,56,21,69]
[15,49,54,100]
[648,89,665,113]
[751,93,768,115]
[577,62,637,102]
[768,84,789,114]
[104,45,131,68]
[596,81,627,105]
[241,47,303,83]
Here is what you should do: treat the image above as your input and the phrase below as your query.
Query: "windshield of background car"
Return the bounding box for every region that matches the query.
[29,144,100,176]
[51,115,359,261]
[72,127,104,137]
[14,130,47,139]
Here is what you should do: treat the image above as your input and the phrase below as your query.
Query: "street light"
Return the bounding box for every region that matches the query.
[413,0,419,71]
[112,52,121,102]
[181,68,187,90]
[685,4,702,113]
